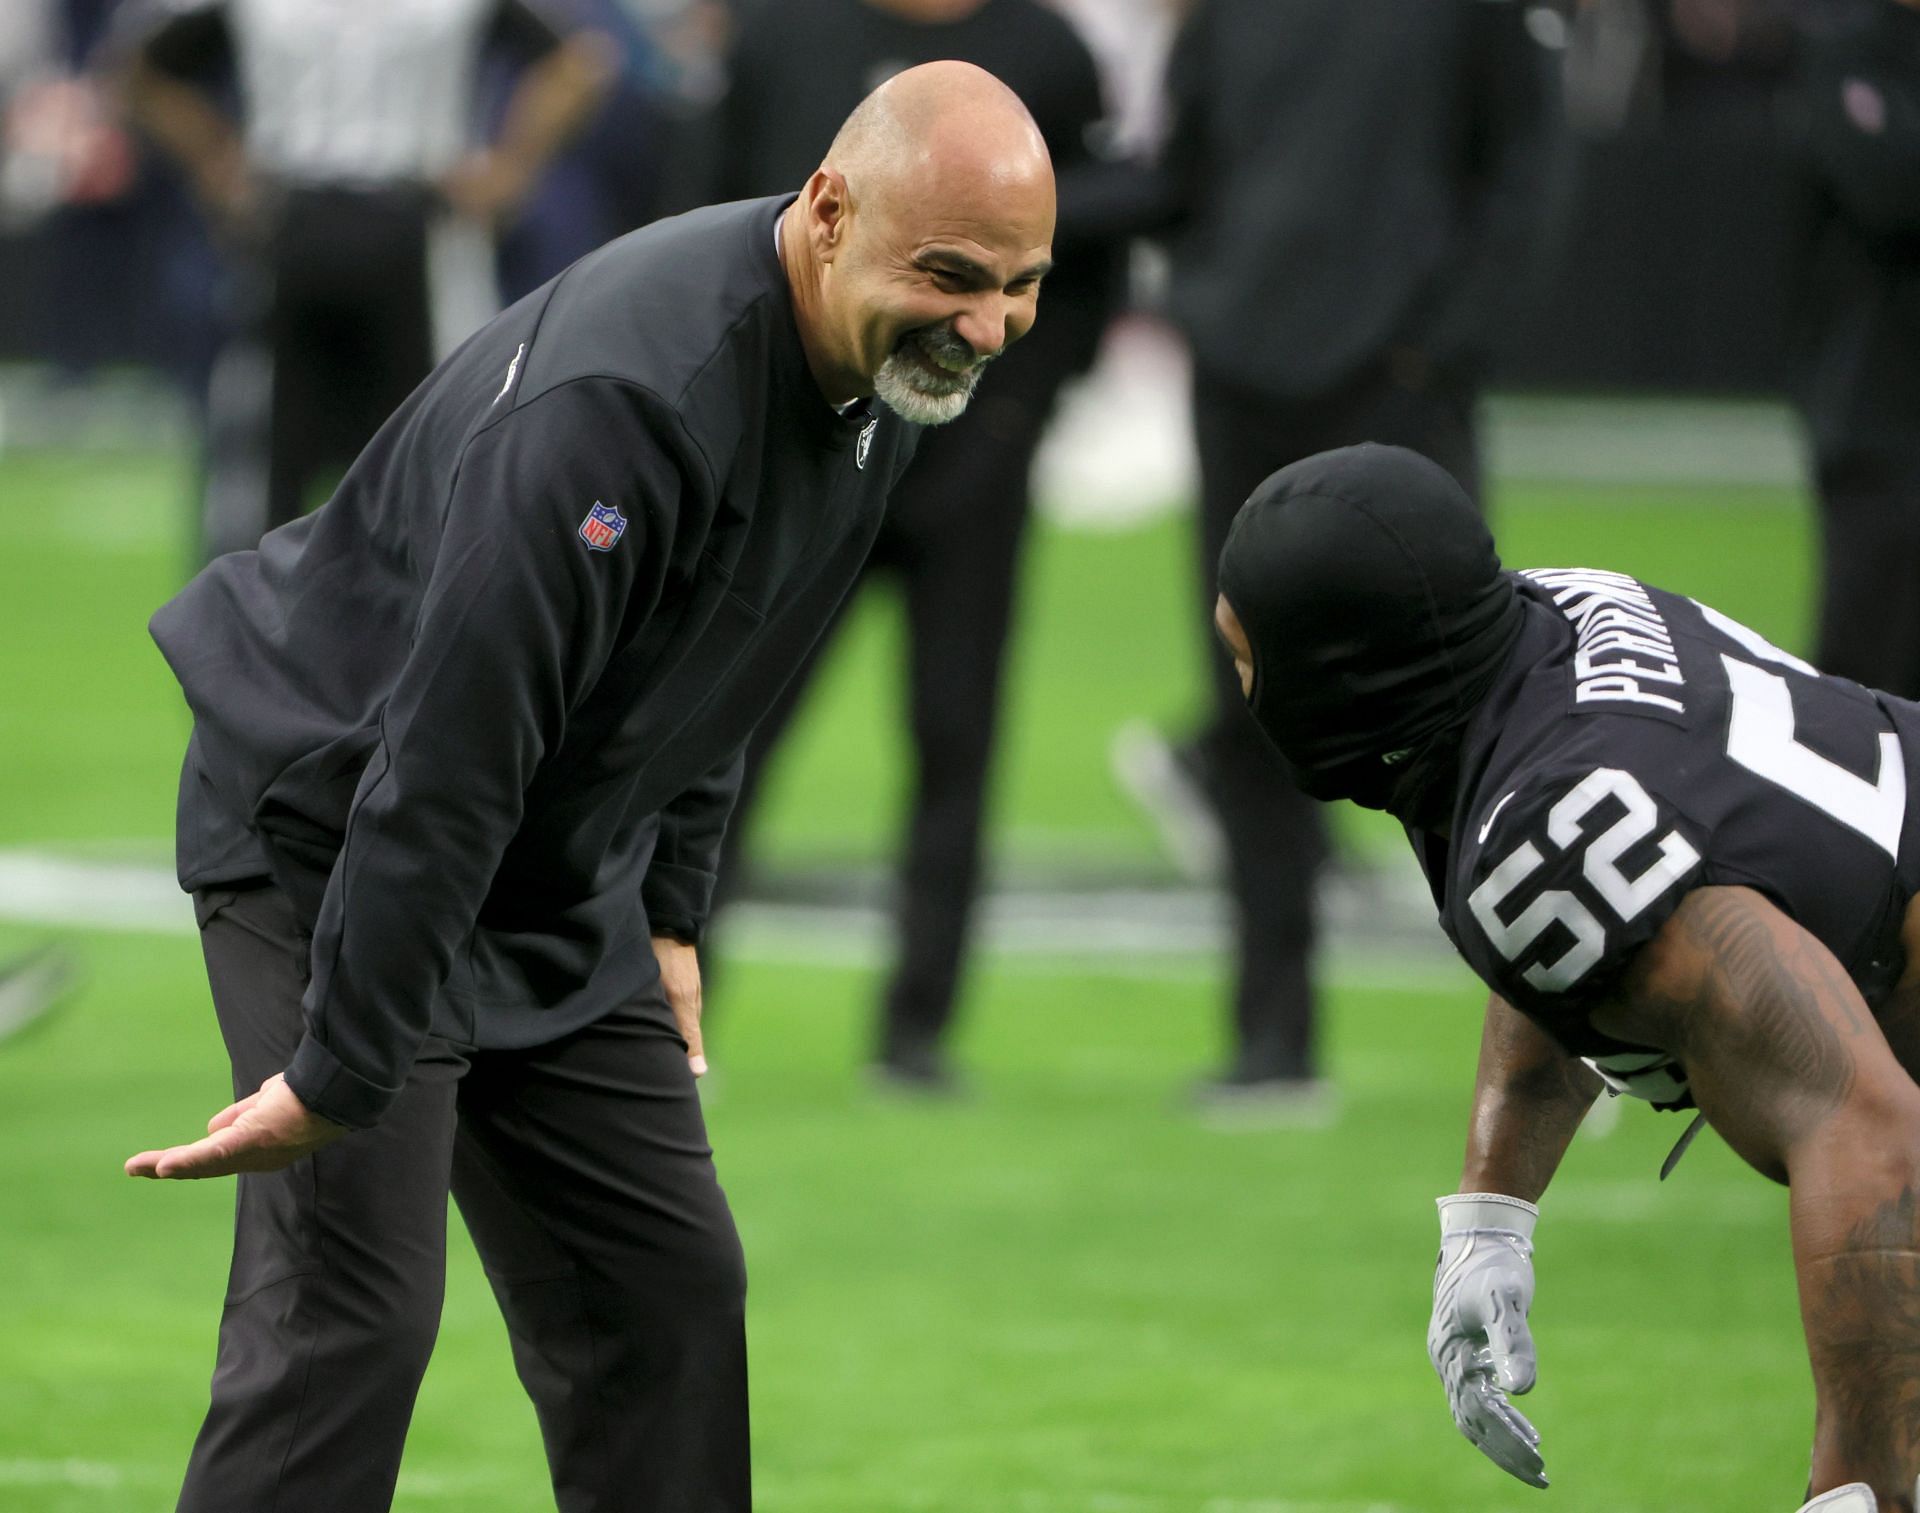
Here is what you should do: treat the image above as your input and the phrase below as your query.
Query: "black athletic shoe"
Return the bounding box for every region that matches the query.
[868,1043,963,1098]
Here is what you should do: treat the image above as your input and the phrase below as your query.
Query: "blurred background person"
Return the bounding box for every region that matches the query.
[1785,0,1920,699]
[1,0,217,401]
[1112,0,1563,1122]
[490,0,730,301]
[113,0,615,560]
[684,0,1122,1091]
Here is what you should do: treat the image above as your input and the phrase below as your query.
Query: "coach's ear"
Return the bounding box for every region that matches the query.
[799,168,852,260]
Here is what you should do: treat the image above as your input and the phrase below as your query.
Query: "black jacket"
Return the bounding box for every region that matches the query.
[152,196,916,1128]
[1788,0,1920,479]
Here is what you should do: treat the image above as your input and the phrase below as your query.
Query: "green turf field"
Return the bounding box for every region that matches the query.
[0,442,1821,1510]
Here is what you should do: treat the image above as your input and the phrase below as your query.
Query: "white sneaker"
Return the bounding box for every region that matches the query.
[1189,1074,1339,1132]
[1109,721,1225,882]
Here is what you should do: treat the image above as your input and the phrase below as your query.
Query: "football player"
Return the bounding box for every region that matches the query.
[1214,443,1920,1512]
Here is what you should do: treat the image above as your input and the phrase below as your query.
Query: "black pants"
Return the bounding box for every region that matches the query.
[178,884,750,1513]
[1815,458,1920,702]
[202,186,436,560]
[716,317,1093,1063]
[1190,360,1481,1079]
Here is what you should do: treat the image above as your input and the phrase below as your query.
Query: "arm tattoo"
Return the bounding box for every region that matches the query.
[1806,1188,1920,1485]
[1648,890,1857,1128]
[1638,892,1920,1490]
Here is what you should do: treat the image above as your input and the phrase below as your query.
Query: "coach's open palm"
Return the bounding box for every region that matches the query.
[1428,1194,1547,1489]
[125,1072,346,1179]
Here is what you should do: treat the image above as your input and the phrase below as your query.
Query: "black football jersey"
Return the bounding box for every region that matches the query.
[1412,568,1920,1102]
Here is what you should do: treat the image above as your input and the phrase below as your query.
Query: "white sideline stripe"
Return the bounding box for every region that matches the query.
[0,1459,147,1489]
[813,1491,1406,1513]
[0,1459,505,1499]
[0,852,189,933]
[0,1461,1405,1509]
[1016,1497,1408,1513]
[1550,1178,1781,1225]
[0,850,1460,990]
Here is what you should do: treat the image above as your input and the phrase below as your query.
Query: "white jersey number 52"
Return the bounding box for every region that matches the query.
[1469,769,1700,993]
[1473,604,1909,992]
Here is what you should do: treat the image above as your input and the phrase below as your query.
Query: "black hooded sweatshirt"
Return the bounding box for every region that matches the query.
[151,196,916,1129]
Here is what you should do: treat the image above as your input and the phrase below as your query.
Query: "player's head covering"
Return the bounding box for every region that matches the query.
[1217,443,1526,827]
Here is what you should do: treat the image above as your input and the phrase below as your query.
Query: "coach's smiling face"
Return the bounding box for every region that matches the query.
[836,170,1053,426]
[782,62,1055,425]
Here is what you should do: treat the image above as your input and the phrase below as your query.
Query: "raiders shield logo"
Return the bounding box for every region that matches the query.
[856,415,879,470]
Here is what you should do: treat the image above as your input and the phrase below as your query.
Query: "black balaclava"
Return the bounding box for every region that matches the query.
[1216,443,1527,829]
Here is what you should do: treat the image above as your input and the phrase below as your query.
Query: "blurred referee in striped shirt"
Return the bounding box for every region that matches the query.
[115,0,613,558]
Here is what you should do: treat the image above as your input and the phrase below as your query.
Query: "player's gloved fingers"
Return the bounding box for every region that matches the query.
[1460,1365,1541,1457]
[1478,1303,1538,1395]
[1480,1382,1541,1451]
[1486,1430,1549,1489]
[1431,1335,1477,1399]
[1427,1323,1468,1379]
[1459,1383,1548,1488]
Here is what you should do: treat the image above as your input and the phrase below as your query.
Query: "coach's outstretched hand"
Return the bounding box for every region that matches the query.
[1428,1193,1548,1489]
[125,1072,346,1179]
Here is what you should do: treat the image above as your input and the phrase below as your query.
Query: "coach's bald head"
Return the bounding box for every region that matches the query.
[781,60,1055,424]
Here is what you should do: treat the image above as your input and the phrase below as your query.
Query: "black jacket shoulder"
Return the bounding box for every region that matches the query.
[512,196,798,486]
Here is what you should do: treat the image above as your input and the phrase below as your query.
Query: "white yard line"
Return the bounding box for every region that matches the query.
[0,848,1462,992]
[1548,1178,1782,1226]
[0,850,188,933]
[0,1458,549,1501]
[0,1459,152,1490]
[1017,1496,1409,1513]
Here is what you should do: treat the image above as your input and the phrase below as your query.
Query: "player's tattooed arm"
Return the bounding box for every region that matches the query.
[1458,993,1601,1203]
[1808,1191,1920,1511]
[1594,885,1868,1182]
[1596,885,1920,1505]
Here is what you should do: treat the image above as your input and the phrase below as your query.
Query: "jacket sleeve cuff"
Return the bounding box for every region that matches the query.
[642,860,717,945]
[284,1033,401,1130]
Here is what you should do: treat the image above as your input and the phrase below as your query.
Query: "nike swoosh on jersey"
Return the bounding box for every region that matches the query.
[1478,791,1518,844]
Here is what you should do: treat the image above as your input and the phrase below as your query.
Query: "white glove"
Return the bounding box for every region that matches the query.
[1428,1193,1547,1489]
[1796,1485,1876,1512]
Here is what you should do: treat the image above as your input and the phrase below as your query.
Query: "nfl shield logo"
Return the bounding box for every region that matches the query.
[578,500,626,552]
[856,415,878,470]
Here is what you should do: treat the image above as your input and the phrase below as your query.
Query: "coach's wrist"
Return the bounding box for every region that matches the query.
[284,1034,396,1131]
